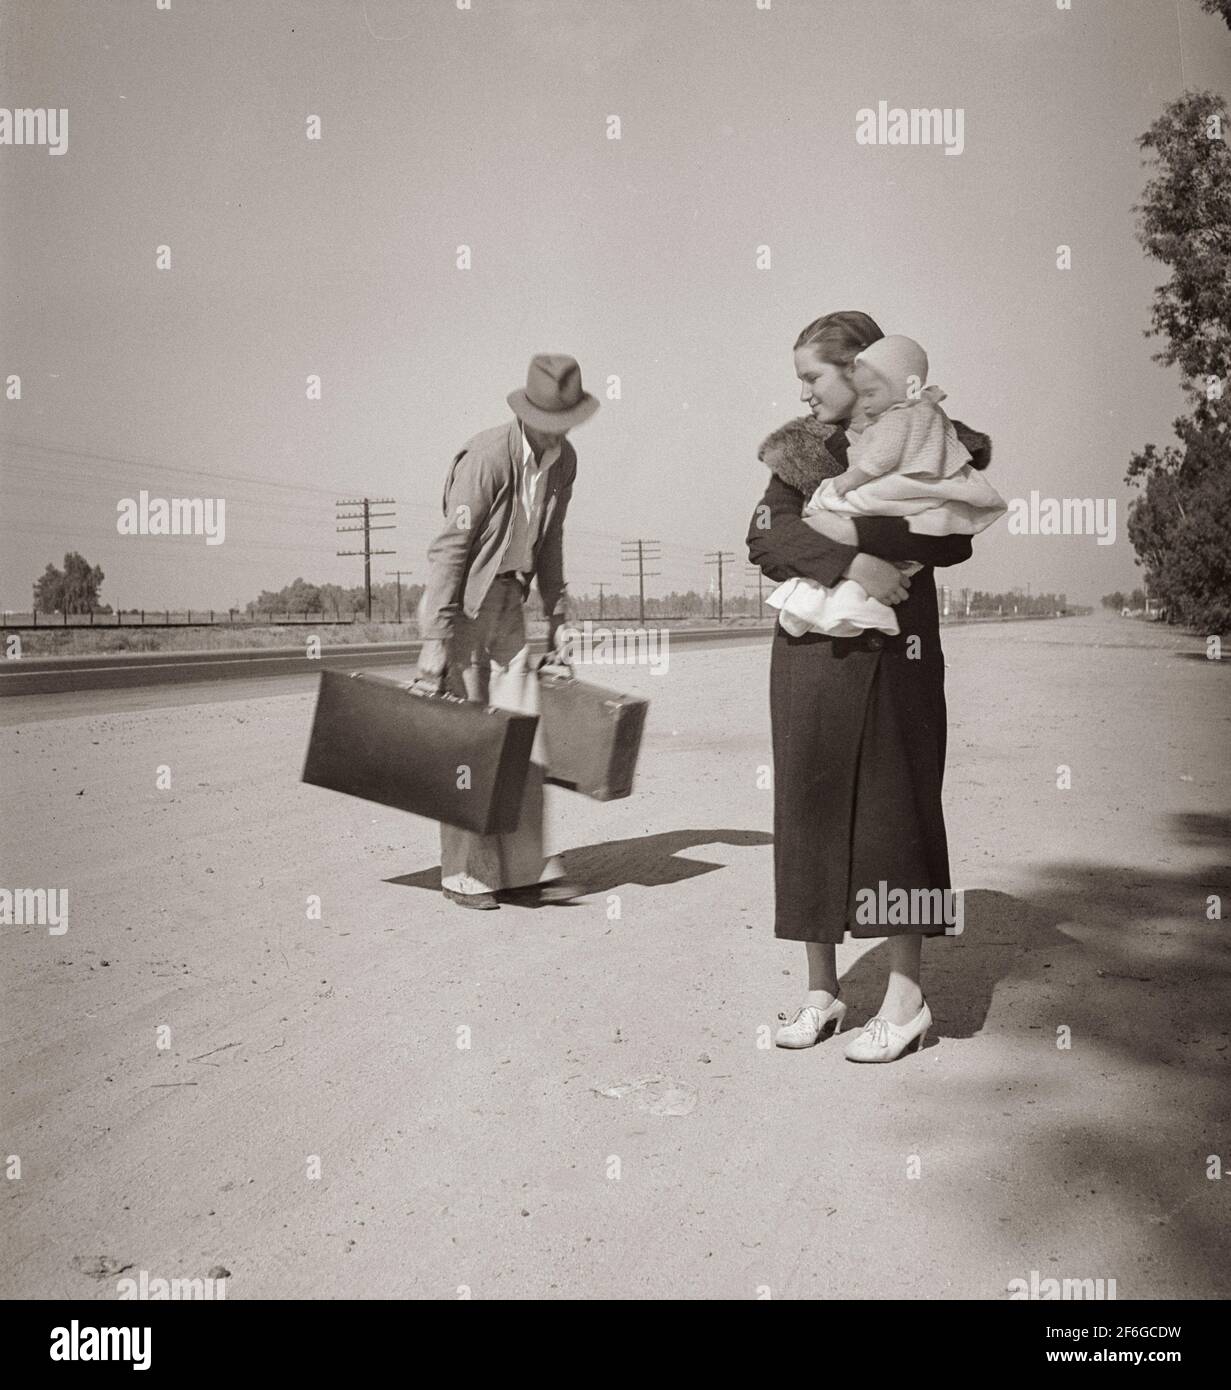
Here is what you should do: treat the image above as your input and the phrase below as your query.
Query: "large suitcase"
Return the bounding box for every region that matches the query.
[536,666,648,801]
[302,669,538,834]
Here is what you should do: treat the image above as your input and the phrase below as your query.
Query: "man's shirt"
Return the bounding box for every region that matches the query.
[501,424,561,575]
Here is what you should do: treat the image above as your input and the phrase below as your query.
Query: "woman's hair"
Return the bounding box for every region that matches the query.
[793,310,992,469]
[793,310,884,366]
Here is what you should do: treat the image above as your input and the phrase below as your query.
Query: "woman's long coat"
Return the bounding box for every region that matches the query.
[746,416,990,942]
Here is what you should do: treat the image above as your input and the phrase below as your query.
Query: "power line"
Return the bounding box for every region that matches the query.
[2,439,748,601]
[705,550,736,624]
[385,569,414,623]
[1,436,369,502]
[337,498,396,621]
[620,539,661,625]
[1,437,726,558]
[0,436,444,518]
[744,562,766,615]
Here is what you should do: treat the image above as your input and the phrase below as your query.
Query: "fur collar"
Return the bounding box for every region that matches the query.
[758,414,992,493]
[757,416,848,494]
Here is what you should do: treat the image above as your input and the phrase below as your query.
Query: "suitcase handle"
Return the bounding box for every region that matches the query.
[407,686,468,703]
[535,655,576,681]
[348,670,467,704]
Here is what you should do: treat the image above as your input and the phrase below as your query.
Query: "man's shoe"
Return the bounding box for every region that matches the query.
[535,878,586,904]
[499,878,587,905]
[443,887,500,910]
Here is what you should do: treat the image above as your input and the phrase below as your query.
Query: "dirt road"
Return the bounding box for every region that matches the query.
[2,613,1227,1299]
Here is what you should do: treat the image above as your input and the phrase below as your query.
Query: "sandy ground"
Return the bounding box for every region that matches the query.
[2,611,1228,1301]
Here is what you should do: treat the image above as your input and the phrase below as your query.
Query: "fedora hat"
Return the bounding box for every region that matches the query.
[507,354,599,432]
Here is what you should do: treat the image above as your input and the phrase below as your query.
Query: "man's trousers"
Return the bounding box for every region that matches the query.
[439,574,564,895]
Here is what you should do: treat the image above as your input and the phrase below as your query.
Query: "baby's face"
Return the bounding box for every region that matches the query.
[851,362,898,420]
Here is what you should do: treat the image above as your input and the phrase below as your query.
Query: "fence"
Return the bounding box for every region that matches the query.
[2,608,753,630]
[3,603,1085,631]
[2,609,402,629]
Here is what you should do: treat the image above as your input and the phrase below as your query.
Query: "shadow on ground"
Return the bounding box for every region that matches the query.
[844,810,1230,1052]
[841,809,1231,1294]
[835,888,1067,1039]
[1173,651,1228,666]
[386,811,1228,1290]
[387,828,774,896]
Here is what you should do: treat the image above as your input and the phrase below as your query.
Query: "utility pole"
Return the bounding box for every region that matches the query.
[337,498,396,621]
[621,539,661,625]
[744,563,765,616]
[706,550,735,624]
[386,569,414,623]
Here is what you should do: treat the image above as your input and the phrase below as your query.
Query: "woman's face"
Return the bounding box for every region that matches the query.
[794,346,859,423]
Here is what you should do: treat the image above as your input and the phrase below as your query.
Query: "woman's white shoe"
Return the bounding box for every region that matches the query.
[844,1001,932,1062]
[775,997,847,1048]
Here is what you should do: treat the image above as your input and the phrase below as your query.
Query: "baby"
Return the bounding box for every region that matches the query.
[767,334,1006,638]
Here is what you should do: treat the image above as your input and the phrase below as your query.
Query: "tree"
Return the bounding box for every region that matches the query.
[1128,397,1231,629]
[1126,91,1231,631]
[242,577,424,622]
[33,552,106,614]
[1197,1,1231,31]
[1133,91,1231,394]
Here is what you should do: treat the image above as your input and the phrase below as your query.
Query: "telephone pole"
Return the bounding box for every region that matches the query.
[621,539,661,624]
[706,550,736,624]
[386,569,414,623]
[337,498,396,621]
[745,563,766,616]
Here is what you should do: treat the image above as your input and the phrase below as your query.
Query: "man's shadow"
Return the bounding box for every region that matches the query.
[386,828,774,898]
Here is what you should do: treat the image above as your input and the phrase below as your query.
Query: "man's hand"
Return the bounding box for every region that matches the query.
[846,553,911,605]
[546,616,574,661]
[415,638,448,693]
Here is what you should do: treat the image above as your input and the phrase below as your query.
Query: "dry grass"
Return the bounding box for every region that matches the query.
[9,615,775,658]
[12,622,421,658]
[8,611,1067,658]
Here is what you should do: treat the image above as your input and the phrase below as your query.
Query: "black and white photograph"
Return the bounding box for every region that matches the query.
[2,0,1229,1349]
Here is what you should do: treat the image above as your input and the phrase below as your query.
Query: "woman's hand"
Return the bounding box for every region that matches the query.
[800,510,858,543]
[846,553,911,605]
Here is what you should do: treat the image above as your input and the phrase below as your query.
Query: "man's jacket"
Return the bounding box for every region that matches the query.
[418,418,576,642]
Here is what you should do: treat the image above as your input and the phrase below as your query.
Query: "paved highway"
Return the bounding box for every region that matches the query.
[0,625,774,697]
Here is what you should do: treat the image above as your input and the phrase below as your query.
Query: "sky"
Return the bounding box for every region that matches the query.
[2,0,1229,612]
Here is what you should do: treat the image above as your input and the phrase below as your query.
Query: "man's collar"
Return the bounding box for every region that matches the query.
[519,421,560,470]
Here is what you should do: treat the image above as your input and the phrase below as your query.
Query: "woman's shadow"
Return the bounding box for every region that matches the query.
[835,889,1071,1040]
[839,810,1231,1062]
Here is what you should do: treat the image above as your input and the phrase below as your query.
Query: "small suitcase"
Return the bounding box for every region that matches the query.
[536,666,648,801]
[302,669,538,834]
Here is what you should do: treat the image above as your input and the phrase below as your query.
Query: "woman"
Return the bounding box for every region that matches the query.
[746,310,991,1062]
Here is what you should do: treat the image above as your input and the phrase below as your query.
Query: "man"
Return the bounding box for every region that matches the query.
[415,353,599,910]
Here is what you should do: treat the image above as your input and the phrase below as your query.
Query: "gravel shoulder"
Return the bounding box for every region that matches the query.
[2,612,1227,1300]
